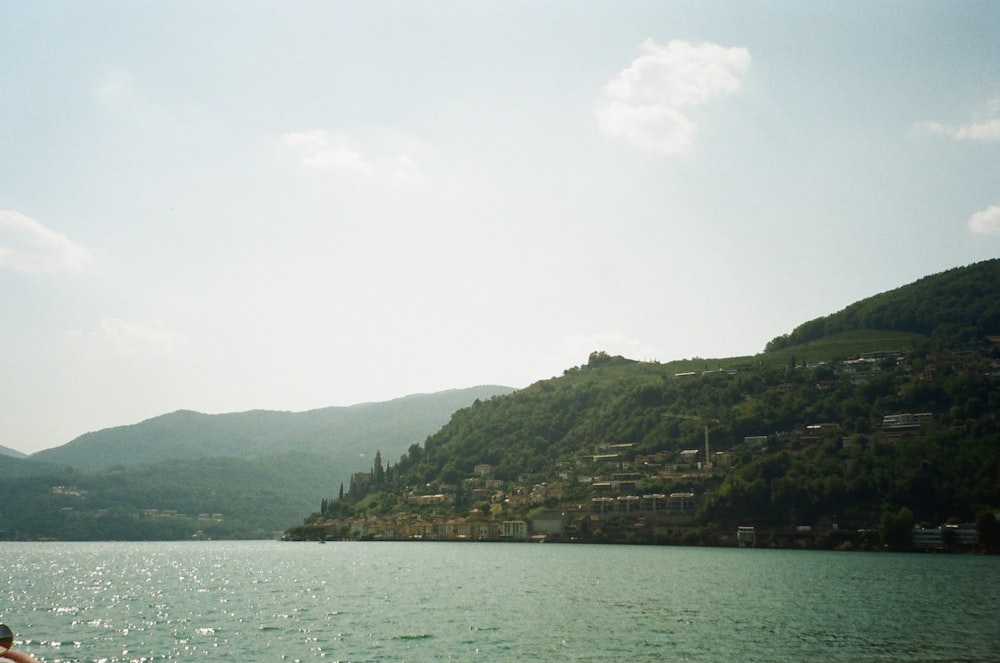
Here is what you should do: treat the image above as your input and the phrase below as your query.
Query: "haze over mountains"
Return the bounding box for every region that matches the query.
[2,259,998,542]
[29,388,515,471]
[0,386,513,539]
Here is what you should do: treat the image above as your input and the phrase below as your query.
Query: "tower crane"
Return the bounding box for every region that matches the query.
[663,413,720,469]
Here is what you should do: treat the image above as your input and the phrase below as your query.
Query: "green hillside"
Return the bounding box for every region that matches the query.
[0,452,333,539]
[1,386,513,540]
[766,258,1000,351]
[290,261,1000,550]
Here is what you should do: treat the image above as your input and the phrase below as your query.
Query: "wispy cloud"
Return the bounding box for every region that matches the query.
[0,210,92,274]
[596,39,751,156]
[916,98,1000,142]
[101,316,187,355]
[281,129,428,184]
[917,118,1000,142]
[968,204,1000,235]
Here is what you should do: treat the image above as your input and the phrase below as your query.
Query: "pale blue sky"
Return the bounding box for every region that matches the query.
[2,2,998,453]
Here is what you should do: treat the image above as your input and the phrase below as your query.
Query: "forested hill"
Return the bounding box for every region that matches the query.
[1,386,513,540]
[293,261,1000,549]
[766,259,1000,352]
[29,386,514,471]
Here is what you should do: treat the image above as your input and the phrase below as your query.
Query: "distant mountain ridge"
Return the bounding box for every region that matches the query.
[0,444,26,459]
[0,386,514,539]
[30,387,515,471]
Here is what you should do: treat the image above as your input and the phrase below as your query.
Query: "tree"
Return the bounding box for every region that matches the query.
[588,350,611,367]
[879,506,915,551]
[975,509,1000,551]
[373,450,385,485]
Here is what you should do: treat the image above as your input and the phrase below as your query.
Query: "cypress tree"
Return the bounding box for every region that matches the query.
[373,449,385,485]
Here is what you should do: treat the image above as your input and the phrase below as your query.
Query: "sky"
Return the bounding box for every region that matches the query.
[1,2,998,454]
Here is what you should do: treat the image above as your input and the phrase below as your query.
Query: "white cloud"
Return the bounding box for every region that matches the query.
[101,317,187,355]
[283,130,375,176]
[281,129,428,183]
[596,39,751,156]
[917,118,1000,142]
[953,118,1000,141]
[0,210,92,273]
[916,97,1000,142]
[968,204,1000,235]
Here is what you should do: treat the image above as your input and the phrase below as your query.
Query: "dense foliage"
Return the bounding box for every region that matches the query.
[332,348,999,534]
[766,259,1000,352]
[303,261,1000,547]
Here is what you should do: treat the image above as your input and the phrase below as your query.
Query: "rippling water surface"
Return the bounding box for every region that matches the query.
[2,541,998,662]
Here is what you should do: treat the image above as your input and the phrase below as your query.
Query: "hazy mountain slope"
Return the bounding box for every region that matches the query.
[0,454,70,479]
[2,387,514,540]
[0,444,26,459]
[0,451,339,539]
[30,386,514,471]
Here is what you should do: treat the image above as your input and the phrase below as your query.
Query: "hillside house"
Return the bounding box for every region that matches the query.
[882,412,932,431]
[678,449,700,466]
[837,357,881,384]
[667,492,695,514]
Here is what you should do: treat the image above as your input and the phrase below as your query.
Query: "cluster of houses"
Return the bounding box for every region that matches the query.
[300,345,1000,544]
[313,401,950,543]
[318,395,954,542]
[311,450,708,542]
[824,348,1000,385]
[322,508,532,542]
[309,492,702,542]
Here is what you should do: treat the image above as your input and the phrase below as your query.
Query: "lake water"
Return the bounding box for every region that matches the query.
[1,541,998,662]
